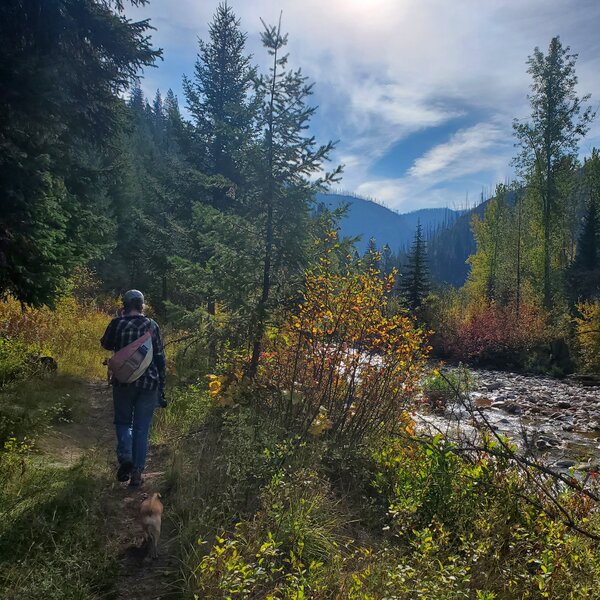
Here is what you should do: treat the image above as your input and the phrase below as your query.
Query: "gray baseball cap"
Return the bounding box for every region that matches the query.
[122,289,144,305]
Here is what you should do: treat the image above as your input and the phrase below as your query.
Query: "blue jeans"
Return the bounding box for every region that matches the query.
[113,386,158,471]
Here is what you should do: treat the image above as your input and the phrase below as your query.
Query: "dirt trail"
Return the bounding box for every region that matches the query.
[41,381,180,600]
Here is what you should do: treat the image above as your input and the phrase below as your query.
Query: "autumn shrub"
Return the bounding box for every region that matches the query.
[434,299,550,368]
[0,294,110,379]
[247,239,430,447]
[575,300,600,373]
[0,336,47,386]
[368,434,600,598]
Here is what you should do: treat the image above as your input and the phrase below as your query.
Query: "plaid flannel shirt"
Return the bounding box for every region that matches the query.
[100,314,166,390]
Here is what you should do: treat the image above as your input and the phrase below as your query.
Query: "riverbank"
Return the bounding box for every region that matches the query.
[420,368,600,469]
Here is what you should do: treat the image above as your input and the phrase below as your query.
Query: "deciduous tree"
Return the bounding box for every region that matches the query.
[513,36,594,308]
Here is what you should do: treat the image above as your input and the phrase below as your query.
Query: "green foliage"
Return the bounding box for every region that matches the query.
[400,222,431,313]
[194,470,342,598]
[0,0,160,305]
[0,457,117,600]
[369,436,600,598]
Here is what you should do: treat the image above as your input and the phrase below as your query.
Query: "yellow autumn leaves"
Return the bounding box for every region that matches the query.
[253,232,430,444]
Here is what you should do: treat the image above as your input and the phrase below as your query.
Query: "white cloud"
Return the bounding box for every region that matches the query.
[127,0,600,209]
[408,122,506,180]
[355,120,514,211]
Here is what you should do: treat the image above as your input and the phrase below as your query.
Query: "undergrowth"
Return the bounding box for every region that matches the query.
[0,293,110,380]
[156,380,600,599]
[0,455,117,599]
[0,375,88,447]
[0,285,119,598]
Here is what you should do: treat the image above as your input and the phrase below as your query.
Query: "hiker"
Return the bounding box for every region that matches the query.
[101,290,166,487]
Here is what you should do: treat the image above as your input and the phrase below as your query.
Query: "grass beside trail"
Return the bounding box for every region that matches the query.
[0,457,117,600]
[0,373,119,600]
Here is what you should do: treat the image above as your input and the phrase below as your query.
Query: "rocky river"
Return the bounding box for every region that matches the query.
[418,369,600,471]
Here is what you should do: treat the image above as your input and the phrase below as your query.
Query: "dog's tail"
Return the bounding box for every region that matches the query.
[144,519,161,559]
[147,529,158,559]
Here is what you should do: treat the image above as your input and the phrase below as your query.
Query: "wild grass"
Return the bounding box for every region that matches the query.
[154,374,600,599]
[0,294,111,380]
[0,290,117,598]
[0,455,117,600]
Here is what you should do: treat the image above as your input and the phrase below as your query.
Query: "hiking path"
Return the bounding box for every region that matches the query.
[40,381,180,600]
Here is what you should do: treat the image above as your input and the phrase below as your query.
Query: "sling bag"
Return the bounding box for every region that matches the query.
[108,327,153,384]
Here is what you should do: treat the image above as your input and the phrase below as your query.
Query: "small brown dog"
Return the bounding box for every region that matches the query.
[140,492,163,559]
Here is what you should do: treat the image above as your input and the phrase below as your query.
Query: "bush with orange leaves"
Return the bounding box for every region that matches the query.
[255,238,430,447]
[434,299,550,368]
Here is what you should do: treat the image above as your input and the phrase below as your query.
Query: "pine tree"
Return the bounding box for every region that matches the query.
[0,0,160,305]
[513,36,594,308]
[248,16,342,375]
[182,2,258,210]
[400,223,430,313]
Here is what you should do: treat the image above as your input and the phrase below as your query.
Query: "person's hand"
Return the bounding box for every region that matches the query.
[159,389,168,408]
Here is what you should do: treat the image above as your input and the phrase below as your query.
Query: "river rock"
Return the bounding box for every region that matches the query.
[555,459,576,468]
[491,401,508,410]
[434,367,599,464]
[575,461,600,472]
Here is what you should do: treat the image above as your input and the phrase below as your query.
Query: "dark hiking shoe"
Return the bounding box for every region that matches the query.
[117,460,133,482]
[129,468,143,487]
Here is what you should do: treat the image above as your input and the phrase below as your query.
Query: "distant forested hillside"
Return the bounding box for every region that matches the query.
[316,193,461,253]
[427,201,487,286]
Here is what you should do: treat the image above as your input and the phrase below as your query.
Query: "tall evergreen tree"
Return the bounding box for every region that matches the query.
[248,16,342,375]
[179,3,260,364]
[575,197,599,271]
[0,0,160,305]
[513,36,594,308]
[400,223,430,313]
[182,2,258,210]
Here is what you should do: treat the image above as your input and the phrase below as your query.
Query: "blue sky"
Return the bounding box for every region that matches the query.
[127,0,600,213]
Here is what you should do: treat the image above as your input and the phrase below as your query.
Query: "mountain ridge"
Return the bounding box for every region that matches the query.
[316,192,462,254]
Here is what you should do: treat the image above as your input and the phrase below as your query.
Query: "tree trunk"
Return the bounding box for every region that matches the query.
[249,200,273,375]
[248,31,279,378]
[543,164,553,309]
[515,196,522,320]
